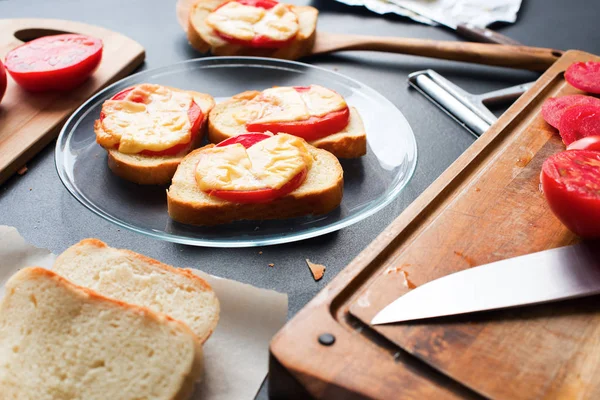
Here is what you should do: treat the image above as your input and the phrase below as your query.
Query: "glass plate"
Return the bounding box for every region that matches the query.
[55,57,417,247]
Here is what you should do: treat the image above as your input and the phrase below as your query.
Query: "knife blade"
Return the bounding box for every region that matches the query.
[389,1,522,45]
[371,243,600,325]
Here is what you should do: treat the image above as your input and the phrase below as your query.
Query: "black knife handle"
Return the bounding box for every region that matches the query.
[456,23,522,45]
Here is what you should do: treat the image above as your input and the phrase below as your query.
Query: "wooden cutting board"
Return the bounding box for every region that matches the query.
[0,19,145,185]
[269,50,600,399]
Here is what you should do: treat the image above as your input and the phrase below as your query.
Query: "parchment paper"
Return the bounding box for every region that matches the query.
[0,225,288,400]
[335,0,522,28]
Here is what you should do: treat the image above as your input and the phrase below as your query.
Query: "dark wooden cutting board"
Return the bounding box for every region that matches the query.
[270,50,600,399]
[0,18,145,185]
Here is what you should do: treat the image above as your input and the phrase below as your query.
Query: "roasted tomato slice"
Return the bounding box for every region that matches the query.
[0,60,6,104]
[207,133,308,203]
[214,32,294,50]
[212,0,295,49]
[540,150,600,238]
[101,87,204,157]
[5,34,103,92]
[567,136,600,152]
[247,107,350,142]
[246,87,350,141]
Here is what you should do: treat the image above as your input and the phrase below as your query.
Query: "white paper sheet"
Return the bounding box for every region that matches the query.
[335,0,522,28]
[0,225,288,400]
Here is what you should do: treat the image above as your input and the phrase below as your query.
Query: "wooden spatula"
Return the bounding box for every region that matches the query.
[176,0,563,71]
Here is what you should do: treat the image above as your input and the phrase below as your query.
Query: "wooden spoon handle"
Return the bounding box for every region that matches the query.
[315,33,563,71]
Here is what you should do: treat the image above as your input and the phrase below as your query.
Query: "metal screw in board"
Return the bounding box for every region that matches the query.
[318,333,335,346]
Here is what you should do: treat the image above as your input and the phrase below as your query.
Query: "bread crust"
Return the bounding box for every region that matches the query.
[167,145,344,225]
[3,267,203,398]
[187,0,317,60]
[96,89,215,185]
[208,89,367,158]
[58,238,220,344]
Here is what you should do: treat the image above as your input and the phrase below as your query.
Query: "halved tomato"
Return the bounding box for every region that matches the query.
[540,150,600,238]
[101,86,204,157]
[0,60,6,104]
[206,133,307,203]
[567,136,600,152]
[5,34,103,92]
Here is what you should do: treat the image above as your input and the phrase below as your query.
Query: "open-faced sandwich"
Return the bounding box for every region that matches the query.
[209,85,366,158]
[95,83,215,185]
[167,132,343,225]
[187,0,318,59]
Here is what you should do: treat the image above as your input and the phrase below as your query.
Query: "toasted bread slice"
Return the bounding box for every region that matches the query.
[187,0,317,60]
[96,89,215,185]
[53,239,220,344]
[167,144,343,225]
[208,91,367,158]
[0,267,202,400]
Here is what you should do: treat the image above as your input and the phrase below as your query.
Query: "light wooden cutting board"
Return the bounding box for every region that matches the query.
[0,19,145,185]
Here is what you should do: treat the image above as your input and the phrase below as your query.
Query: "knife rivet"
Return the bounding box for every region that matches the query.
[318,333,335,346]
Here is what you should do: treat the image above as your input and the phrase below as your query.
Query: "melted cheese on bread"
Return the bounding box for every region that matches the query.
[99,84,194,154]
[195,133,313,191]
[233,85,347,125]
[205,2,299,42]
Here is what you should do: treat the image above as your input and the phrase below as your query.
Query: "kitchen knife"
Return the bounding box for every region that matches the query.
[390,1,522,45]
[371,243,600,325]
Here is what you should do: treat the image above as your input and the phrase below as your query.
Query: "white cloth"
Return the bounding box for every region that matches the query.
[334,0,522,28]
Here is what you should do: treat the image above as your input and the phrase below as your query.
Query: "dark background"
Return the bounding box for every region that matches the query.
[1,0,599,398]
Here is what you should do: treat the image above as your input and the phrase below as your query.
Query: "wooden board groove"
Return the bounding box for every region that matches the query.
[0,18,145,185]
[270,50,599,399]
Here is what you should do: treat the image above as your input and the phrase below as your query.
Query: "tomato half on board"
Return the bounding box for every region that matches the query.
[565,61,600,94]
[246,87,351,141]
[540,150,600,238]
[567,136,600,152]
[101,87,204,157]
[5,34,103,92]
[0,60,6,104]
[206,133,308,203]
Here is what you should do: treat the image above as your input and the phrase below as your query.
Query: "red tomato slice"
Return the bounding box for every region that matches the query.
[215,31,294,49]
[565,61,600,94]
[212,0,294,49]
[101,86,204,156]
[557,104,600,145]
[0,60,6,104]
[541,95,600,129]
[541,150,600,238]
[5,34,103,92]
[235,0,278,9]
[246,107,350,141]
[567,136,600,152]
[216,133,272,148]
[208,167,307,204]
[206,133,308,203]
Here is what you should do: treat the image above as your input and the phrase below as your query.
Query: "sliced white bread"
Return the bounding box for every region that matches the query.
[187,0,318,60]
[95,90,215,185]
[0,267,202,400]
[53,238,220,344]
[208,91,367,158]
[167,144,344,225]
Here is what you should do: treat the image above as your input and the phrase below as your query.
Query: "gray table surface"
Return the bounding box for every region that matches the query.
[1,0,599,398]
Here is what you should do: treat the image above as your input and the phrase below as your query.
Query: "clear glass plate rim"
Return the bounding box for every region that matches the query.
[55,56,418,247]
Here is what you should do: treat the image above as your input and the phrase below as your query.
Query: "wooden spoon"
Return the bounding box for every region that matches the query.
[176,0,563,71]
